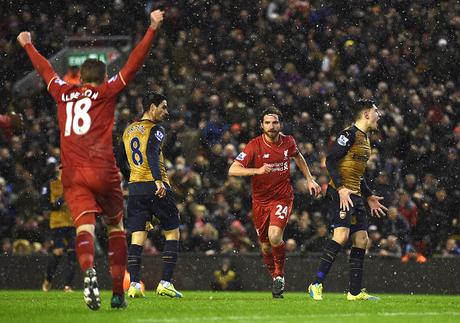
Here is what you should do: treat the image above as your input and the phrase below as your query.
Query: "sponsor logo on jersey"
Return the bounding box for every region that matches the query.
[263,153,270,158]
[54,78,66,86]
[236,152,246,161]
[337,135,349,146]
[155,130,164,141]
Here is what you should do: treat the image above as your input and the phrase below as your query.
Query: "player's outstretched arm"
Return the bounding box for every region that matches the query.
[115,141,130,181]
[228,161,271,177]
[17,32,56,87]
[119,10,164,85]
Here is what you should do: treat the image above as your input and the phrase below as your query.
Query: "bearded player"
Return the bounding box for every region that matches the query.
[229,107,321,298]
[17,9,164,310]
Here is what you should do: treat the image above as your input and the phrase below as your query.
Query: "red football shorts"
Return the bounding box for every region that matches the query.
[252,199,293,243]
[61,167,124,227]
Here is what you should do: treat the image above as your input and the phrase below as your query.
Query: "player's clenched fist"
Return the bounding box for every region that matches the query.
[17,31,32,47]
[150,10,164,30]
[256,163,272,175]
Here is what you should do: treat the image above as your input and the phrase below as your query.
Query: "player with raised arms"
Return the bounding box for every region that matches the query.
[229,107,321,298]
[17,9,165,310]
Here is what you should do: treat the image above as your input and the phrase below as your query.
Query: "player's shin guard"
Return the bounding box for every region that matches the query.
[127,244,143,283]
[64,249,77,287]
[272,241,286,278]
[314,240,342,284]
[261,251,276,278]
[108,231,127,295]
[161,240,178,282]
[76,231,94,272]
[349,247,366,296]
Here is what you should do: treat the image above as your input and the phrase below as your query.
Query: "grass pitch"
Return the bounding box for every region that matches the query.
[1,290,459,323]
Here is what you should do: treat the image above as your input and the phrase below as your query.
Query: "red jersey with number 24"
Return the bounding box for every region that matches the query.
[236,133,299,204]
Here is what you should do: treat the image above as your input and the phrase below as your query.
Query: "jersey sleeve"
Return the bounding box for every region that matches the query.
[116,138,130,181]
[360,177,373,198]
[235,141,255,168]
[326,128,356,188]
[146,125,165,181]
[23,43,57,88]
[47,77,71,101]
[0,115,12,139]
[289,136,299,157]
[106,27,157,96]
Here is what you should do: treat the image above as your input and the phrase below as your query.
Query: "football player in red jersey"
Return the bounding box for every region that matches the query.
[229,106,321,298]
[17,9,164,310]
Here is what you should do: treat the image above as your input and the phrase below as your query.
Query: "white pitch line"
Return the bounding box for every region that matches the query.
[135,311,460,323]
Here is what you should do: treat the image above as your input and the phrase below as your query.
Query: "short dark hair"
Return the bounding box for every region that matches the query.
[80,59,106,84]
[259,106,283,123]
[350,99,376,120]
[142,92,167,112]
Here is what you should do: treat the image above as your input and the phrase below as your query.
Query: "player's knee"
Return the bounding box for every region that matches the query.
[107,221,124,234]
[353,235,368,248]
[53,248,64,256]
[332,228,350,245]
[75,212,96,228]
[268,226,283,246]
[131,231,147,245]
[164,227,180,241]
[332,234,349,246]
[269,235,283,247]
[76,224,95,236]
[260,242,271,254]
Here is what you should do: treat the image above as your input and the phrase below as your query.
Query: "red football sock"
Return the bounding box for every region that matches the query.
[75,231,94,272]
[108,231,127,295]
[272,241,286,278]
[262,251,276,278]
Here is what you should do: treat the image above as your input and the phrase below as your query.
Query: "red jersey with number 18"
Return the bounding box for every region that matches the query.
[23,26,157,169]
[236,133,299,204]
[47,77,125,168]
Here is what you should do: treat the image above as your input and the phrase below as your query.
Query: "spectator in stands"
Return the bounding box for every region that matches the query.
[441,239,460,257]
[378,235,402,258]
[1,1,459,258]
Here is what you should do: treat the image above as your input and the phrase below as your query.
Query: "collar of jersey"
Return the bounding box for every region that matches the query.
[262,133,284,148]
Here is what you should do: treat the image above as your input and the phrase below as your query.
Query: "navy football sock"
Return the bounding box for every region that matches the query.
[127,244,143,283]
[46,254,61,282]
[161,240,179,282]
[64,249,77,286]
[349,247,366,296]
[313,240,342,284]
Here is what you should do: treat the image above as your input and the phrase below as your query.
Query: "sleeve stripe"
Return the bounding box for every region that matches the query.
[119,72,126,86]
[47,76,58,91]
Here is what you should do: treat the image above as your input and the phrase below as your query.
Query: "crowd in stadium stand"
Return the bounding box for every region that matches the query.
[1,1,459,261]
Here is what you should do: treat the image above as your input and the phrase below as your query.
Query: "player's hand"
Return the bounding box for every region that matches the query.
[367,195,388,218]
[307,179,321,197]
[338,187,358,211]
[255,164,272,175]
[17,32,32,47]
[7,111,24,134]
[155,180,166,198]
[150,10,164,30]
